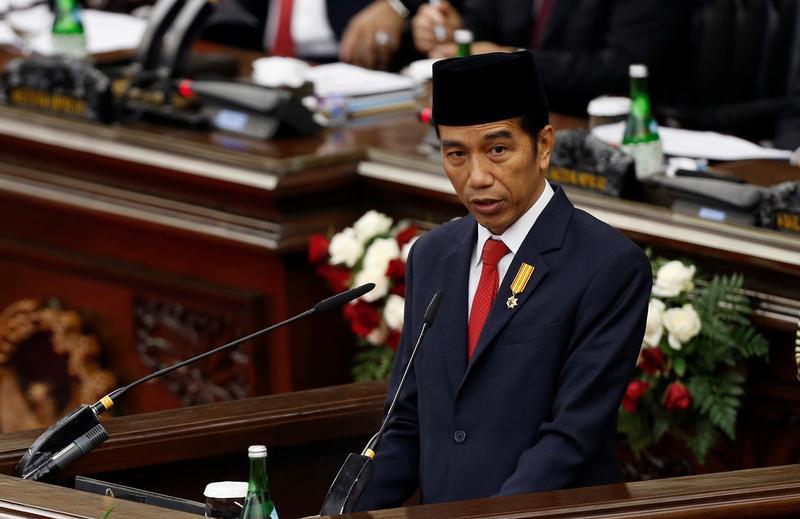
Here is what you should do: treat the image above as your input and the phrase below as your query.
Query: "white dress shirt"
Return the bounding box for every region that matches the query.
[265,0,339,58]
[467,181,554,316]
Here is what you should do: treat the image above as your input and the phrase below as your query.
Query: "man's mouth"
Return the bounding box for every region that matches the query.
[470,198,503,215]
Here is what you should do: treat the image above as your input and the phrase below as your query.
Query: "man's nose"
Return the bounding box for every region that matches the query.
[467,155,494,188]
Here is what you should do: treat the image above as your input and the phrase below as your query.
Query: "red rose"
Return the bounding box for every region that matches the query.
[343,300,381,337]
[308,234,330,264]
[316,264,351,293]
[385,259,406,280]
[622,379,649,413]
[390,283,406,297]
[638,347,665,375]
[663,382,692,413]
[387,330,402,351]
[396,226,418,247]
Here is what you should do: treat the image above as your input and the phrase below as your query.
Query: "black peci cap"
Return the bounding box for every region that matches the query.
[432,50,548,127]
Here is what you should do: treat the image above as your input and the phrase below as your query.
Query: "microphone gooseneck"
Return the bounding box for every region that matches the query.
[363,290,442,456]
[19,284,375,481]
[320,290,443,516]
[91,283,376,416]
[314,283,375,313]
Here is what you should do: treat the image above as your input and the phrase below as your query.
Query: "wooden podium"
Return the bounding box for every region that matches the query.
[1,383,800,518]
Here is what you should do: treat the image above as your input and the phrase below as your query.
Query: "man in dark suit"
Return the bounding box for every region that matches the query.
[414,0,689,115]
[203,0,372,59]
[355,51,651,510]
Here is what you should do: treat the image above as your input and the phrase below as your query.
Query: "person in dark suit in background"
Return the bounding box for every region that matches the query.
[412,0,689,115]
[204,0,434,69]
[203,0,372,61]
[354,51,651,511]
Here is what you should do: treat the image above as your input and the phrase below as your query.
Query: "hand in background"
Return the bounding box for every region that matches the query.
[411,1,463,54]
[340,1,405,70]
[429,40,515,58]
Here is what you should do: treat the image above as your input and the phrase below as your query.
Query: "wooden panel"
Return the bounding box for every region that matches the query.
[1,383,800,518]
[0,474,199,519]
[0,382,385,518]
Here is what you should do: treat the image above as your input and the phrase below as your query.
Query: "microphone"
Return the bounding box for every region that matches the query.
[320,290,443,516]
[15,283,375,481]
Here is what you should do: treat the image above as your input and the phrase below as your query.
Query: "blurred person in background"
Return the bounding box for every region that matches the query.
[412,0,690,115]
[204,0,435,69]
[203,0,372,61]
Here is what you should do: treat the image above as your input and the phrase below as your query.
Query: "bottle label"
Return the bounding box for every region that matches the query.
[622,140,663,179]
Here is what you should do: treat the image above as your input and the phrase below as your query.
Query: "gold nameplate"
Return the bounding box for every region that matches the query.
[507,263,535,309]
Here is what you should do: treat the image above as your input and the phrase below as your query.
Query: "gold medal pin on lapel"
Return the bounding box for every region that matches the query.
[507,263,535,309]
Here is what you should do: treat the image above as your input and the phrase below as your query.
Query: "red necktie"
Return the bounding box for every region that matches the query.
[531,0,554,49]
[272,0,295,56]
[468,239,510,360]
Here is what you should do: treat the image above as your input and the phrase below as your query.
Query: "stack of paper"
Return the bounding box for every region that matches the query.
[304,62,419,117]
[592,122,792,161]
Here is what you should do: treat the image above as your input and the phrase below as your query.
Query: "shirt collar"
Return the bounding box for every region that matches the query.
[473,180,554,267]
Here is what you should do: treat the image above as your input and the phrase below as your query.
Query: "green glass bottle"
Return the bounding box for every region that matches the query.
[241,446,278,519]
[621,64,663,179]
[454,29,473,57]
[52,0,86,57]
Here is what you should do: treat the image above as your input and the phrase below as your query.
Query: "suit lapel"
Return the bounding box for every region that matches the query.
[458,187,574,391]
[440,218,477,397]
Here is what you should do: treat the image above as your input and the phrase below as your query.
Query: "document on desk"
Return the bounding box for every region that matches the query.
[305,62,417,98]
[592,122,793,161]
[0,9,146,55]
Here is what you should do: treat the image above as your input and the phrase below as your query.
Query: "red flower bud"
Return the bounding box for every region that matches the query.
[390,283,406,298]
[663,381,692,413]
[622,379,649,413]
[343,300,381,337]
[308,234,330,264]
[316,264,351,293]
[396,226,418,248]
[385,259,406,280]
[387,330,402,351]
[638,347,665,375]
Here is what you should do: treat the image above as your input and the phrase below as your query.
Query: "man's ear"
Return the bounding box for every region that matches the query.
[538,125,555,170]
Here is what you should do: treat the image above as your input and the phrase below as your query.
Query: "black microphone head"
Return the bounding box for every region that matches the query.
[424,291,443,325]
[314,284,375,313]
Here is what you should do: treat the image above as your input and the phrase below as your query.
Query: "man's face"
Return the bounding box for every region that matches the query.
[439,118,554,235]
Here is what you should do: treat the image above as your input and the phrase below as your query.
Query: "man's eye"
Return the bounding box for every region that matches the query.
[448,151,466,159]
[490,145,506,154]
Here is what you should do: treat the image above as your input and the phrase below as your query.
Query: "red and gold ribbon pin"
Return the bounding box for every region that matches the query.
[507,263,535,309]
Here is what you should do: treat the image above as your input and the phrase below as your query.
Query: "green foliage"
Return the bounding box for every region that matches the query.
[352,341,395,381]
[620,258,769,465]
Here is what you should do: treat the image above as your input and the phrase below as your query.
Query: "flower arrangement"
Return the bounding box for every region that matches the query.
[308,211,419,381]
[618,256,769,464]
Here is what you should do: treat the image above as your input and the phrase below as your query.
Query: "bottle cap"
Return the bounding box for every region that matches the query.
[454,29,473,44]
[204,481,248,499]
[248,445,267,457]
[629,64,648,78]
[587,96,631,116]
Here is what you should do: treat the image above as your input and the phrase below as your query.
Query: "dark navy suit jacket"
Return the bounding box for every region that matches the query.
[355,187,652,509]
[204,0,372,53]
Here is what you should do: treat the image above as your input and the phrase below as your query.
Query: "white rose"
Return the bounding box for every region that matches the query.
[363,238,401,275]
[643,298,665,348]
[383,295,405,331]
[366,323,388,346]
[653,260,696,298]
[401,236,419,262]
[328,227,363,268]
[353,210,393,242]
[354,267,389,302]
[662,303,701,350]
